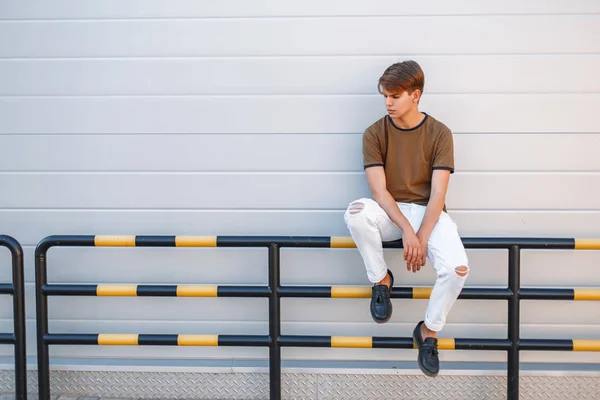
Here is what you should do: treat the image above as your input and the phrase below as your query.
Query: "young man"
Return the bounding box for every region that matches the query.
[344,60,469,377]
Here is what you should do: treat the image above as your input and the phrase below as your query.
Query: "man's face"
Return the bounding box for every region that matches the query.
[381,88,418,118]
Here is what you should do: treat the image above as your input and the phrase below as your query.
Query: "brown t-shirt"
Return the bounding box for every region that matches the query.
[363,113,454,206]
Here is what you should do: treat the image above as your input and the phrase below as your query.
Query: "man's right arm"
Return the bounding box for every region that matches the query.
[365,166,423,269]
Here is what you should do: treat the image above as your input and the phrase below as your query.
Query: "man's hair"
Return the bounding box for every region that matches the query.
[378,60,425,95]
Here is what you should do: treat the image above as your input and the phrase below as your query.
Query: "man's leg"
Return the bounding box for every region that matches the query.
[344,198,403,323]
[412,209,469,377]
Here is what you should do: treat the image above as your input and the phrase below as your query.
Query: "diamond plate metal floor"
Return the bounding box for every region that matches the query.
[0,370,598,399]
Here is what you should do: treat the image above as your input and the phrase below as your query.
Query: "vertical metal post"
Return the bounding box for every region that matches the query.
[35,246,50,400]
[507,245,520,400]
[268,244,281,400]
[10,239,27,400]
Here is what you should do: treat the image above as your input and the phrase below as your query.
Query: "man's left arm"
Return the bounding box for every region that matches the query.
[414,169,451,270]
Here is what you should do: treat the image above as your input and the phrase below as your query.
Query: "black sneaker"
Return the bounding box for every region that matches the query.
[370,269,394,324]
[412,321,440,377]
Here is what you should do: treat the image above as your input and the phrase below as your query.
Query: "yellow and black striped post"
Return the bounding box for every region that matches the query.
[0,235,26,400]
[34,235,600,400]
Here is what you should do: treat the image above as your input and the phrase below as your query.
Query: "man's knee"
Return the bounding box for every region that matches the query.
[455,266,469,277]
[347,201,364,215]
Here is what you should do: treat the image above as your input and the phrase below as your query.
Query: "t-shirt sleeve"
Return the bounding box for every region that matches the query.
[362,128,384,169]
[432,129,455,173]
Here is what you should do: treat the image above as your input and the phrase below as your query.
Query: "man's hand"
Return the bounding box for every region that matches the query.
[415,231,430,271]
[403,231,423,272]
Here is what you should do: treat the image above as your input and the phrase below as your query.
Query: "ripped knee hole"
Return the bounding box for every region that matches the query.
[455,266,469,277]
[348,202,364,215]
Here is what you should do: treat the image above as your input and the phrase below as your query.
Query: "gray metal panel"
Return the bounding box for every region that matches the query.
[2,0,600,19]
[1,370,598,399]
[0,173,599,210]
[3,134,600,172]
[1,95,598,134]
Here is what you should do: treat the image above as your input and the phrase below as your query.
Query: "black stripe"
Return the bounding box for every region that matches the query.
[0,333,15,344]
[217,236,331,248]
[455,339,511,351]
[520,288,574,300]
[0,283,14,295]
[45,334,99,345]
[218,335,270,347]
[456,238,575,250]
[137,285,177,297]
[391,288,413,298]
[217,286,271,297]
[364,163,384,169]
[278,286,331,298]
[279,335,331,347]
[43,284,97,296]
[432,166,454,174]
[372,337,414,349]
[138,334,178,345]
[135,236,176,247]
[519,339,573,351]
[458,288,513,300]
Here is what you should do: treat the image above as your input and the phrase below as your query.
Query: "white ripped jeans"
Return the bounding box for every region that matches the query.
[344,198,469,332]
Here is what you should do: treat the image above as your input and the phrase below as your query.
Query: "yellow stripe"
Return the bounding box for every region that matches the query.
[175,236,217,247]
[96,285,138,296]
[94,236,136,247]
[573,340,600,351]
[177,335,219,346]
[331,286,370,298]
[413,337,455,350]
[330,237,356,248]
[413,287,432,299]
[574,289,600,301]
[98,334,138,345]
[176,286,218,297]
[438,338,455,350]
[331,336,372,348]
[575,239,600,250]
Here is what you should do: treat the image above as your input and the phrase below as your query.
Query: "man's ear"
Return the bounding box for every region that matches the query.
[412,89,422,103]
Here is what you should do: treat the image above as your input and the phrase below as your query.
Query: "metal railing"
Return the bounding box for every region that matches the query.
[0,235,27,400]
[34,235,600,400]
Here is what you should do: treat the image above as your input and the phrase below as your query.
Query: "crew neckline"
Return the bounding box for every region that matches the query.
[387,112,428,131]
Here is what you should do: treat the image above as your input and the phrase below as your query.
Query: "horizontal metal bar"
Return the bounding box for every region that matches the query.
[520,339,600,351]
[0,333,15,344]
[278,286,512,300]
[519,339,573,351]
[0,283,14,295]
[36,235,583,250]
[43,284,270,297]
[45,334,271,347]
[520,288,574,300]
[279,335,510,350]
[217,236,331,248]
[455,339,512,351]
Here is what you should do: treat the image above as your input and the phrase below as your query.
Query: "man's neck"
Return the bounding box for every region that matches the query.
[391,108,425,130]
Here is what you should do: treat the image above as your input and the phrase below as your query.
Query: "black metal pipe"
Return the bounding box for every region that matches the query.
[507,246,521,400]
[35,242,51,400]
[519,288,574,300]
[218,236,331,248]
[218,335,271,347]
[454,338,512,351]
[519,339,573,351]
[217,286,271,297]
[9,237,26,400]
[0,236,27,400]
[279,335,332,347]
[278,286,512,300]
[0,283,14,295]
[0,333,15,344]
[268,244,281,400]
